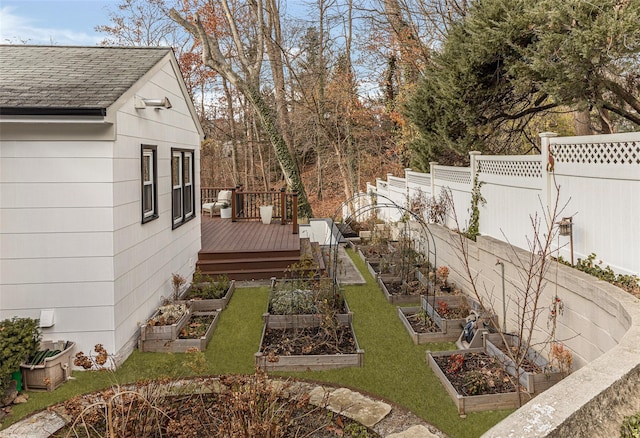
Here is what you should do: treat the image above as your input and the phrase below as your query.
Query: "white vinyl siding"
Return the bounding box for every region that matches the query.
[1,55,203,364]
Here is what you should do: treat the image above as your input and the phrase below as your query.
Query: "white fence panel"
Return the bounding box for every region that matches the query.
[432,165,472,229]
[387,175,407,222]
[365,132,639,276]
[406,170,432,195]
[550,133,640,275]
[376,179,391,222]
[477,155,544,251]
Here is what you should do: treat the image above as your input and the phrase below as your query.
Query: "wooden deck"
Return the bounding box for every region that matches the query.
[201,216,299,253]
[198,216,303,280]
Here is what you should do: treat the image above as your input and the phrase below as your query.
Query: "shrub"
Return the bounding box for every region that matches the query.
[187,274,230,300]
[147,303,188,326]
[269,289,319,315]
[463,370,489,396]
[559,253,640,297]
[621,412,640,438]
[0,317,41,393]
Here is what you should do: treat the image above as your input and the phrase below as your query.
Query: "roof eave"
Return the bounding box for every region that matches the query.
[0,107,107,117]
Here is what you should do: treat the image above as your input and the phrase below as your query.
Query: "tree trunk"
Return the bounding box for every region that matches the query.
[246,84,313,218]
[333,141,355,203]
[169,7,313,218]
[264,0,299,170]
[573,109,593,135]
[222,78,240,185]
[253,116,269,191]
[343,0,358,207]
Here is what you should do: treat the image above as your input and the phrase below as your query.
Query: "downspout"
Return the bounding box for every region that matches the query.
[496,260,506,333]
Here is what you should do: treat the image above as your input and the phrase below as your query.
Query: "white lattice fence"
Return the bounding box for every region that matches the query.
[433,165,472,186]
[477,156,542,179]
[552,139,640,165]
[549,132,640,275]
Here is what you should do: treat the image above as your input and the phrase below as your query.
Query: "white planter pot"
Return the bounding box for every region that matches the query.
[220,207,232,219]
[260,205,273,224]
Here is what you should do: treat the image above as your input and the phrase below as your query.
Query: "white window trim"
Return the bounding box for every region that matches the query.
[141,145,158,223]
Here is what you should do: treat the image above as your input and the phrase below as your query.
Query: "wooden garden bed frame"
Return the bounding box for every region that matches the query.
[397,306,463,344]
[483,333,564,396]
[139,311,219,353]
[378,274,423,305]
[255,320,364,371]
[140,307,191,341]
[427,348,521,415]
[180,280,236,312]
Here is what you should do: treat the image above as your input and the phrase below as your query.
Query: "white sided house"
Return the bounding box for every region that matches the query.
[0,46,204,365]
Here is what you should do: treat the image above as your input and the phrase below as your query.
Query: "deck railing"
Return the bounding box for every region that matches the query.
[201,186,298,234]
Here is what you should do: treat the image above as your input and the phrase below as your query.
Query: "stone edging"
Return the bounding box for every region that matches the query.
[0,377,447,438]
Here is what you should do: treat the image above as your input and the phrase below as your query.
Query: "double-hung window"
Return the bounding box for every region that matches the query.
[171,148,195,228]
[141,145,158,223]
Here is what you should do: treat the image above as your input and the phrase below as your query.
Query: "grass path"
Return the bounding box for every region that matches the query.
[4,249,512,436]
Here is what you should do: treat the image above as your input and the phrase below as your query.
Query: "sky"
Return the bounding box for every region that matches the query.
[0,0,116,46]
[0,0,312,46]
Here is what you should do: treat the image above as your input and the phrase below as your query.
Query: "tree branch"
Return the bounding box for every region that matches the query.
[601,101,640,126]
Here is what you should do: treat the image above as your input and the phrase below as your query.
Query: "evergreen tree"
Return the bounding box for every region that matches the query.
[405,0,640,168]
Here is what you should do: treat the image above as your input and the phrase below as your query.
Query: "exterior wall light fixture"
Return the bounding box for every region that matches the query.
[134,96,172,109]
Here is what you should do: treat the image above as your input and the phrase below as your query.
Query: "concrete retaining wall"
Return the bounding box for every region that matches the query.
[412,223,640,437]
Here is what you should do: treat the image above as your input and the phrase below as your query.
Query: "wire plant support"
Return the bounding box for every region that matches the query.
[327,192,438,306]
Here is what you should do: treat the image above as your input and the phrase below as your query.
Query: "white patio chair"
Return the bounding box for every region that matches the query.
[202,190,232,217]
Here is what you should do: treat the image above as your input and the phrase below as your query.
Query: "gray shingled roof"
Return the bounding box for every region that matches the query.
[0,45,172,115]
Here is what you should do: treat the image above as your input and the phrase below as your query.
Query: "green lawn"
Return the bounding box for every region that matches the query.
[4,249,512,437]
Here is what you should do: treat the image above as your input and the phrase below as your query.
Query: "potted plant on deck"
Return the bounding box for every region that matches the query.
[259,205,273,224]
[220,202,232,219]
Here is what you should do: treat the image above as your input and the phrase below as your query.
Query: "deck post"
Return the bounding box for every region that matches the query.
[292,192,298,234]
[231,187,237,222]
[280,188,286,225]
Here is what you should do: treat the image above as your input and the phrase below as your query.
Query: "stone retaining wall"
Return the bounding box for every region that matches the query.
[406,223,640,436]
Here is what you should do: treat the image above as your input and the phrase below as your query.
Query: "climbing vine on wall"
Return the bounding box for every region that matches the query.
[464,176,485,241]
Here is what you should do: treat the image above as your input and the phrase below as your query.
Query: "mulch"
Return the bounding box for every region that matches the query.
[433,352,520,396]
[261,326,357,356]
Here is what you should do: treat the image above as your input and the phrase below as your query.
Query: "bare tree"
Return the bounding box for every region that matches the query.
[442,177,572,405]
[96,0,182,47]
[170,1,313,218]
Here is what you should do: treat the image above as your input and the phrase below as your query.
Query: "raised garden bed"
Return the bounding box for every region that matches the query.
[180,279,235,312]
[21,340,75,391]
[257,278,363,370]
[397,307,463,344]
[139,311,219,353]
[255,320,364,371]
[378,275,426,305]
[427,348,521,415]
[397,294,483,344]
[140,303,190,342]
[356,238,401,262]
[366,259,381,278]
[263,299,352,328]
[483,333,564,396]
[358,246,381,264]
[416,269,464,294]
[267,278,348,317]
[421,294,473,330]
